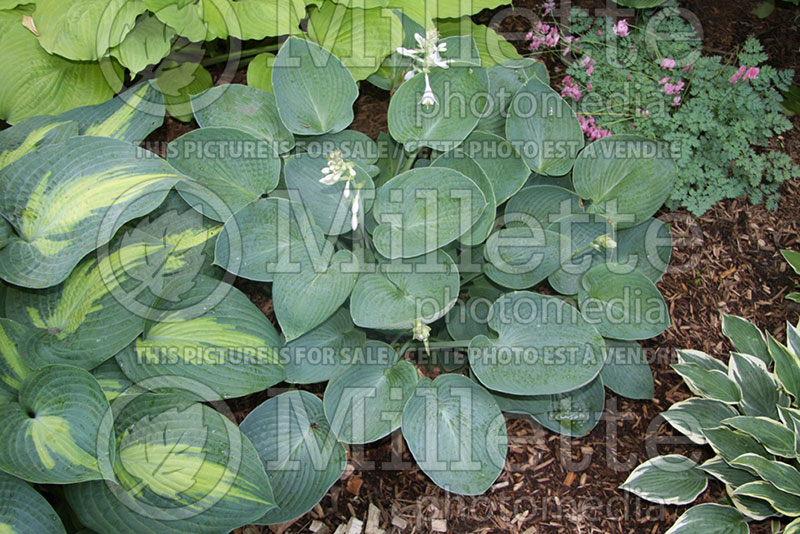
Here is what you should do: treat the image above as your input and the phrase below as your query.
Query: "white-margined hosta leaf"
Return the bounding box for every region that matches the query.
[0,319,33,401]
[116,277,284,399]
[0,116,78,173]
[620,455,708,505]
[767,333,800,401]
[723,416,796,457]
[661,398,738,445]
[578,263,670,341]
[468,291,606,396]
[169,127,282,222]
[0,365,114,484]
[727,487,779,522]
[401,374,507,495]
[371,167,486,259]
[572,135,677,229]
[701,426,770,463]
[324,341,419,443]
[670,363,742,404]
[601,339,654,400]
[546,213,613,295]
[191,84,295,153]
[664,504,748,534]
[456,130,529,205]
[733,481,800,515]
[284,308,367,384]
[284,152,375,236]
[272,37,358,136]
[0,136,184,289]
[505,77,584,177]
[66,393,274,534]
[676,349,728,372]
[786,517,800,533]
[476,58,548,136]
[700,456,759,488]
[614,217,673,283]
[721,313,771,365]
[504,185,582,229]
[349,250,460,330]
[240,390,346,525]
[728,352,780,418]
[483,227,562,289]
[0,471,66,534]
[778,405,800,457]
[730,453,800,496]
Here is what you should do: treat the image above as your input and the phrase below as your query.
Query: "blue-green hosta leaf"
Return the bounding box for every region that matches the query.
[0,471,66,534]
[0,117,78,173]
[430,150,495,246]
[0,365,114,484]
[388,45,489,151]
[700,456,759,488]
[0,136,183,289]
[324,341,418,443]
[0,319,33,401]
[723,417,795,457]
[372,167,486,259]
[91,359,133,402]
[721,314,770,365]
[728,352,780,418]
[671,363,741,404]
[191,84,295,153]
[468,292,606,396]
[601,339,654,400]
[247,52,277,93]
[274,249,359,341]
[66,394,274,534]
[662,398,738,445]
[665,504,748,534]
[615,218,672,283]
[110,14,176,75]
[308,3,403,81]
[768,334,800,400]
[456,130,530,205]
[158,62,214,123]
[116,277,284,399]
[445,298,491,341]
[572,135,676,229]
[578,263,670,340]
[733,481,800,515]
[272,37,358,136]
[284,152,375,236]
[621,455,708,505]
[437,17,521,68]
[506,76,584,176]
[0,10,121,124]
[169,127,281,221]
[546,213,613,295]
[241,390,346,525]
[350,250,460,330]
[701,427,770,463]
[483,227,562,289]
[401,374,507,495]
[476,58,548,135]
[294,129,380,169]
[504,185,582,229]
[283,308,366,384]
[730,454,800,496]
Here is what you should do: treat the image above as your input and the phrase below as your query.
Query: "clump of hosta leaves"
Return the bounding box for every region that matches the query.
[622,310,800,533]
[527,1,798,215]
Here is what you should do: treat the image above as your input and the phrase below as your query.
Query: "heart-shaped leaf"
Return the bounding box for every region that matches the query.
[0,319,33,400]
[615,217,672,282]
[476,58,548,135]
[504,185,582,229]
[483,227,562,289]
[546,213,613,295]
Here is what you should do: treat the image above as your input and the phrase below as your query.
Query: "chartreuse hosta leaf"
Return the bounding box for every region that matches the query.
[168,127,281,221]
[437,17,522,68]
[191,84,295,153]
[385,0,508,26]
[240,390,346,525]
[621,455,708,505]
[476,58,548,136]
[388,38,489,151]
[157,61,214,123]
[0,471,66,534]
[0,365,114,484]
[324,341,418,443]
[506,76,584,177]
[0,319,33,401]
[665,504,748,534]
[614,218,673,283]
[573,135,677,229]
[248,52,277,92]
[272,37,358,136]
[308,2,403,81]
[116,277,284,399]
[284,308,366,384]
[0,136,184,289]
[728,352,780,418]
[456,130,530,205]
[733,481,800,515]
[0,116,78,173]
[350,250,460,330]
[402,374,507,495]
[578,263,670,341]
[109,13,176,76]
[662,398,738,445]
[371,167,486,259]
[724,417,796,457]
[468,292,606,396]
[66,393,274,534]
[721,313,770,365]
[504,185,582,229]
[483,227,562,289]
[284,152,375,236]
[601,339,654,400]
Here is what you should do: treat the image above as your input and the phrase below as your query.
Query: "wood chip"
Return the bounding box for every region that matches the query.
[391,516,408,530]
[365,504,383,534]
[346,475,363,496]
[431,519,447,532]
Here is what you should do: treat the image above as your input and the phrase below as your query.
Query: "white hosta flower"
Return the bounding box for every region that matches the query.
[420,73,437,107]
[350,188,361,231]
[320,150,356,186]
[592,233,617,251]
[396,27,452,108]
[412,319,431,355]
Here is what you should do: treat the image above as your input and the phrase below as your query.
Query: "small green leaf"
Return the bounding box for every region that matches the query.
[783,249,800,274]
[247,52,277,93]
[620,455,708,505]
[768,333,800,400]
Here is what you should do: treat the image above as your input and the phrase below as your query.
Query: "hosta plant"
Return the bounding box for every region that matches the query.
[622,307,800,533]
[0,29,674,533]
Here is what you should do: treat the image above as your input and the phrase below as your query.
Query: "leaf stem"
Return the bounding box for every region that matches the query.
[202,43,282,67]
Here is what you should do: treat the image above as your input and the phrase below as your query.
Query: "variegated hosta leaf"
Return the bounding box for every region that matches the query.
[66,394,275,534]
[621,455,708,505]
[349,250,460,330]
[670,363,742,404]
[730,453,800,496]
[661,398,738,445]
[401,374,507,495]
[733,481,800,515]
[468,292,606,396]
[0,365,114,484]
[91,359,133,402]
[728,352,780,418]
[0,136,184,289]
[721,313,770,365]
[700,456,758,489]
[665,504,748,534]
[191,84,295,154]
[0,471,66,534]
[0,319,33,401]
[240,390,346,525]
[324,341,419,443]
[116,277,284,399]
[767,333,800,401]
[723,416,796,457]
[701,426,769,463]
[169,127,281,222]
[0,116,78,173]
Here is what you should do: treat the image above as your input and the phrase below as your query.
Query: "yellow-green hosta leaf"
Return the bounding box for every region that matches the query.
[0,319,33,401]
[145,0,231,41]
[0,117,78,173]
[247,52,276,92]
[66,394,274,534]
[308,3,403,81]
[157,62,214,123]
[116,277,285,399]
[386,0,508,26]
[241,390,346,525]
[231,0,309,40]
[0,136,184,289]
[110,14,177,76]
[0,471,66,534]
[0,365,114,484]
[437,17,520,67]
[0,10,121,124]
